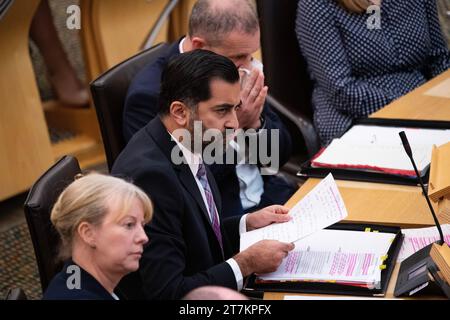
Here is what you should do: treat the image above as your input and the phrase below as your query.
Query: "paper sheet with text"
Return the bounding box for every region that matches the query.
[398,224,450,262]
[258,229,395,286]
[240,174,348,251]
[312,125,450,174]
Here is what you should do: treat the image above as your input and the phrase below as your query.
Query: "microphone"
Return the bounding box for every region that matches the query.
[394,131,450,297]
[398,131,444,245]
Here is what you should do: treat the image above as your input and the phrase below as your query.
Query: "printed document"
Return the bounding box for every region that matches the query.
[258,229,395,287]
[398,224,450,262]
[312,125,450,176]
[240,174,348,251]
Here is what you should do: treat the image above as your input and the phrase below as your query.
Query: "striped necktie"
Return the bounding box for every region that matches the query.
[196,163,223,251]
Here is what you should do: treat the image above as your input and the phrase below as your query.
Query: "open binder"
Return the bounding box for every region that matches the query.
[243,223,404,297]
[298,160,428,186]
[360,117,450,130]
[298,121,450,186]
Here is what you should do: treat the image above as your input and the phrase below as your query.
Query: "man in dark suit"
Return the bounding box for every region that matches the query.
[123,0,296,219]
[112,50,295,300]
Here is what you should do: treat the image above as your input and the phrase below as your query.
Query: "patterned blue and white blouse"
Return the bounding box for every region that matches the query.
[296,0,450,144]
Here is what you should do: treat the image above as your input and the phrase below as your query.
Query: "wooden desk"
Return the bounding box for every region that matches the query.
[264,69,450,300]
[263,147,448,299]
[263,179,443,300]
[285,179,440,228]
[262,70,450,300]
[0,0,54,201]
[370,68,450,121]
[0,0,108,201]
[265,264,402,300]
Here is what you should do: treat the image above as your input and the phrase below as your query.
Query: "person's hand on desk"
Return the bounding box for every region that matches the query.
[234,205,294,277]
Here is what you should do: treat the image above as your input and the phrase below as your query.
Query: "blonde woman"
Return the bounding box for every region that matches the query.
[296,0,450,144]
[43,174,152,300]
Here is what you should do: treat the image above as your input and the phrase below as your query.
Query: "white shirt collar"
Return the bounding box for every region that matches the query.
[111,292,120,300]
[178,37,186,54]
[168,131,202,177]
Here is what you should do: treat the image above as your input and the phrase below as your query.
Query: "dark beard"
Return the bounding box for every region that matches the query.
[188,118,233,157]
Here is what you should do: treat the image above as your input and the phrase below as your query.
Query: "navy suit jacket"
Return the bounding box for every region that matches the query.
[43,260,115,300]
[112,117,242,300]
[123,40,294,218]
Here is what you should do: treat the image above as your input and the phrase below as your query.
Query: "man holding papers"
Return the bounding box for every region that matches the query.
[240,174,399,292]
[240,174,349,250]
[112,50,295,299]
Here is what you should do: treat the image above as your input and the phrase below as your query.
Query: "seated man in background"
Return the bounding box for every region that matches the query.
[123,0,296,219]
[112,50,295,300]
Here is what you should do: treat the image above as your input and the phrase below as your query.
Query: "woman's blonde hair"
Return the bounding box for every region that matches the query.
[337,0,373,13]
[50,173,153,260]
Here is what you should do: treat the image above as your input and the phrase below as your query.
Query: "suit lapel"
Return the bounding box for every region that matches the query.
[178,165,212,230]
[146,117,224,257]
[177,160,225,260]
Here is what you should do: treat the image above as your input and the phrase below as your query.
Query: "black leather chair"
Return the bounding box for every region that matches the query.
[24,155,81,293]
[256,0,320,170]
[90,42,171,171]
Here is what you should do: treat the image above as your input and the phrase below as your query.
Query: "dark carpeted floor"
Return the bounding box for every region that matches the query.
[0,222,42,300]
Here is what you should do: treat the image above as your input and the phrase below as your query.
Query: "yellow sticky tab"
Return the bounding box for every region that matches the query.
[381,255,388,261]
[373,230,379,233]
[365,228,371,232]
[379,265,386,270]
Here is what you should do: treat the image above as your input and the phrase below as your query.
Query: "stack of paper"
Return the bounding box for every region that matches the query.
[240,174,348,251]
[311,125,450,177]
[240,173,396,289]
[258,229,395,289]
[397,224,450,262]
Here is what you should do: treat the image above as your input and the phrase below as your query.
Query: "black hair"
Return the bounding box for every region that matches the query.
[158,49,239,115]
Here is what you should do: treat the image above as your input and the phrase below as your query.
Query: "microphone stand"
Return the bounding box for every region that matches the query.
[394,131,450,298]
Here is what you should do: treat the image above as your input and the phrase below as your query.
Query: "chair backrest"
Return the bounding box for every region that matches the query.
[256,0,317,157]
[257,0,314,119]
[24,155,81,293]
[90,42,171,171]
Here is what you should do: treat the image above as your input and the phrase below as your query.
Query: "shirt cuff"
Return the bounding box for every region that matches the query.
[245,115,266,134]
[258,115,266,131]
[226,258,244,291]
[239,214,248,235]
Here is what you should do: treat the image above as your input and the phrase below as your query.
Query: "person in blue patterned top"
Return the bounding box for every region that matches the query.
[296,0,450,145]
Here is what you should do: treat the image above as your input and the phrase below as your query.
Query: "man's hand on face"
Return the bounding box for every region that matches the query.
[237,68,268,130]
